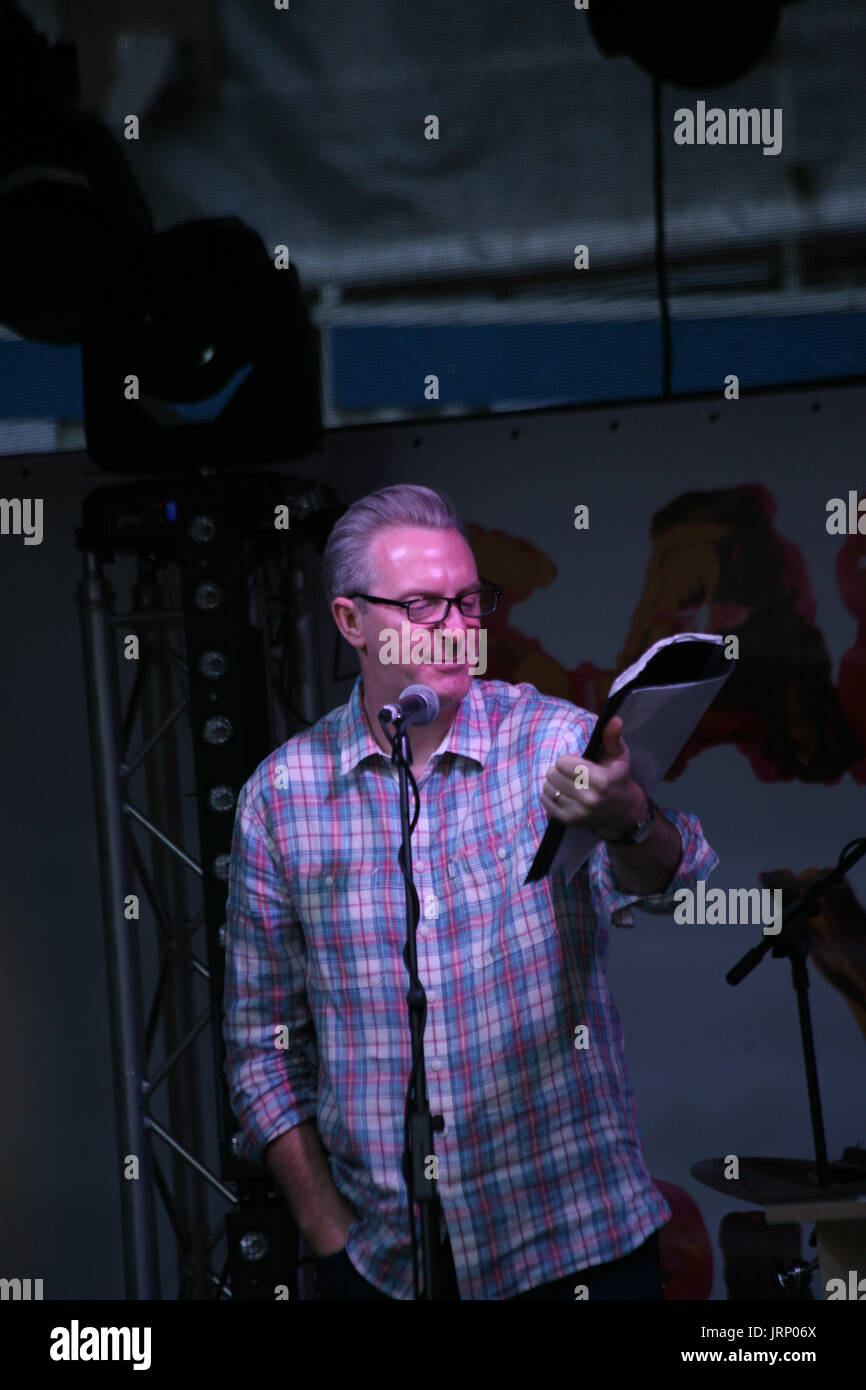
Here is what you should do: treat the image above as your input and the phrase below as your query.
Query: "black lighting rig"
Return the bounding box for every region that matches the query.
[76,474,343,1301]
[0,0,341,1298]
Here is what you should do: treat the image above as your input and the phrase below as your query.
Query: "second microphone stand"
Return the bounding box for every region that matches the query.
[726,834,866,1189]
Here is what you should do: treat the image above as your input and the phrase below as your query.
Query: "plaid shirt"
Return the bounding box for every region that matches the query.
[223,674,718,1300]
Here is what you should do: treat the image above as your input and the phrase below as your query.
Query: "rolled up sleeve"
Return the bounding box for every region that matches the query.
[588,807,719,929]
[222,781,318,1166]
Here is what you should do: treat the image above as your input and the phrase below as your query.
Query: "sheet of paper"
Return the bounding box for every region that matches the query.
[609,630,725,697]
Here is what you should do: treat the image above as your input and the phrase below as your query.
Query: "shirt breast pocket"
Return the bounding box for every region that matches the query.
[451,814,558,970]
[293,865,396,997]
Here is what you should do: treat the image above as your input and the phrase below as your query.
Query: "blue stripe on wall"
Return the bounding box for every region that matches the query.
[330,314,866,410]
[2,314,865,419]
[0,340,83,418]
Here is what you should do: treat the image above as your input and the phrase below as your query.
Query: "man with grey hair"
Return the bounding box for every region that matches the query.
[223,483,717,1300]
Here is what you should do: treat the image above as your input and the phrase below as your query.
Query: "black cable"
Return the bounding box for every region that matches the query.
[653,74,673,400]
[383,749,427,1297]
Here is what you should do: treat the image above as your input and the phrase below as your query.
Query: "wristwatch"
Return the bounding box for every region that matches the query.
[605,796,656,846]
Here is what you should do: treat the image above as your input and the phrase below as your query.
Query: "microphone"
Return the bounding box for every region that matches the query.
[377,684,440,728]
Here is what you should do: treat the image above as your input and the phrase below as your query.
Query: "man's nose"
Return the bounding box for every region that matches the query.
[440,601,472,628]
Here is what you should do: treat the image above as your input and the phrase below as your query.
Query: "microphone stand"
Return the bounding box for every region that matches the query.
[382,712,445,1300]
[726,835,866,1189]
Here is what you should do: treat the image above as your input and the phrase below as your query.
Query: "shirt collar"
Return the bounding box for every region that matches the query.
[338,673,491,776]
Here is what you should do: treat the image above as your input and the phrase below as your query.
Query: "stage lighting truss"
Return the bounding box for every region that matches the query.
[75,470,339,1299]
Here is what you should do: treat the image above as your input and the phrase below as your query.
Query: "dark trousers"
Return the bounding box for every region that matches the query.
[311,1229,664,1301]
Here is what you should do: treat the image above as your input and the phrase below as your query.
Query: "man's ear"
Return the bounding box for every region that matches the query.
[332,597,366,651]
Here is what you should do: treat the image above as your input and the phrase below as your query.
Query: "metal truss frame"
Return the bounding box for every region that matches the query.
[74,471,339,1298]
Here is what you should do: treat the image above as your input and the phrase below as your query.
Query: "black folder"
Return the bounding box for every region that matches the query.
[525,633,733,883]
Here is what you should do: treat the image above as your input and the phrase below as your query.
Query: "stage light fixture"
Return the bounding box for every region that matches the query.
[0,3,152,342]
[188,516,217,544]
[82,217,322,474]
[0,8,321,473]
[202,717,233,745]
[194,581,223,611]
[212,855,231,882]
[198,652,229,680]
[587,0,798,89]
[239,1231,268,1261]
[208,787,236,813]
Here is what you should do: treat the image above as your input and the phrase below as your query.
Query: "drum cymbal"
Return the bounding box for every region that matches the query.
[690,1156,866,1204]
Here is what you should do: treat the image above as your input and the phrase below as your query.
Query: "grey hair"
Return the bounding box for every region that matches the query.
[321,484,471,610]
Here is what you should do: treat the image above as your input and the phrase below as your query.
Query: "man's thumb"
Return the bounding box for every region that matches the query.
[601,715,626,761]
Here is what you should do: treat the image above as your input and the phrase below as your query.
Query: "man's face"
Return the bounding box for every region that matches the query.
[344,525,482,716]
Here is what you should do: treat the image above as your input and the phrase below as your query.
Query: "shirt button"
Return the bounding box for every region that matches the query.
[416,861,427,873]
[431,1058,444,1070]
[324,875,334,886]
[427,989,436,1002]
[496,847,506,860]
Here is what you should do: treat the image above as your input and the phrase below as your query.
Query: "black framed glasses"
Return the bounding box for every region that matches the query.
[348,579,502,624]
